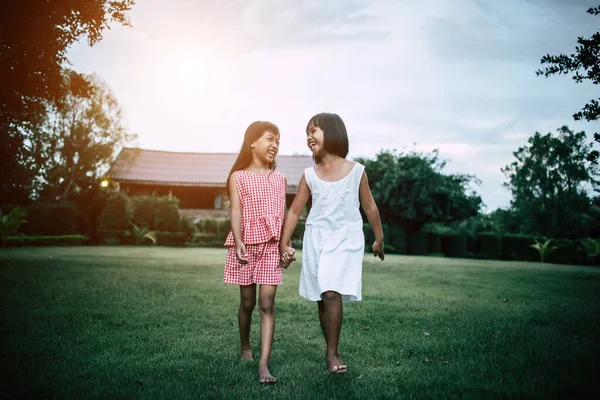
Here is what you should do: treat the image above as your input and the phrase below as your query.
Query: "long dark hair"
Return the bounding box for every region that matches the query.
[226,121,280,194]
[305,112,349,164]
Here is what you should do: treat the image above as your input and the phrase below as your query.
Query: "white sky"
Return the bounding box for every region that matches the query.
[66,0,600,210]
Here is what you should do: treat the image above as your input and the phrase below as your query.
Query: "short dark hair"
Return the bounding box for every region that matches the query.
[305,113,349,164]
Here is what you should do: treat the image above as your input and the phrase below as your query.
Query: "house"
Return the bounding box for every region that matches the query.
[107,148,314,219]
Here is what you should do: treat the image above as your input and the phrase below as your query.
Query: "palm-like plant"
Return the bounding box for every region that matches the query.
[530,239,558,263]
[579,238,600,263]
[1,208,28,248]
[131,223,157,245]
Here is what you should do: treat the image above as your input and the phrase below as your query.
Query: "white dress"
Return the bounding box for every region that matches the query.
[299,162,366,302]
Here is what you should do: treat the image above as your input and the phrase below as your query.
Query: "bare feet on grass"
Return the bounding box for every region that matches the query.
[258,362,277,384]
[241,346,253,361]
[326,353,347,375]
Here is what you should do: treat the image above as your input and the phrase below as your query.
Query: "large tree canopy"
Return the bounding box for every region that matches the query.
[0,1,134,206]
[536,5,600,163]
[28,70,136,201]
[502,126,598,238]
[357,150,482,234]
[0,0,134,124]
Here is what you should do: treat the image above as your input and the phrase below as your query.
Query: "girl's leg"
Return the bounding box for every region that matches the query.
[258,284,278,383]
[318,300,342,366]
[321,290,346,374]
[239,284,257,360]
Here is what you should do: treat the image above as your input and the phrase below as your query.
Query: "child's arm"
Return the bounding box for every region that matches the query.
[280,174,310,267]
[228,174,248,264]
[359,171,385,261]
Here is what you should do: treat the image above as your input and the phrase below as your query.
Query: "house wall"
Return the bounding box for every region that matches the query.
[120,183,226,209]
[118,183,297,211]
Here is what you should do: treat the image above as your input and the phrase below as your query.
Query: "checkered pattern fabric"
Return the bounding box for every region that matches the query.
[223,169,286,286]
[224,241,282,286]
[224,170,286,246]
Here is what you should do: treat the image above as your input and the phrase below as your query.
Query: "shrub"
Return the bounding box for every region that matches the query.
[131,196,157,228]
[427,232,442,254]
[547,239,584,265]
[99,193,131,230]
[153,197,180,232]
[477,233,502,260]
[502,234,522,261]
[7,234,89,247]
[156,232,188,247]
[579,238,600,265]
[215,218,231,242]
[1,207,28,248]
[363,223,389,252]
[201,217,218,234]
[388,226,407,254]
[180,216,198,239]
[440,233,467,258]
[293,220,306,241]
[519,235,540,262]
[98,229,135,245]
[25,203,78,235]
[408,231,427,255]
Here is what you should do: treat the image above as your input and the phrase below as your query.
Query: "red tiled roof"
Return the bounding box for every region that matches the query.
[109,148,314,189]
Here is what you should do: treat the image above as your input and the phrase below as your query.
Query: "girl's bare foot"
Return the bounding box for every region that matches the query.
[326,353,347,375]
[258,362,277,384]
[241,347,253,361]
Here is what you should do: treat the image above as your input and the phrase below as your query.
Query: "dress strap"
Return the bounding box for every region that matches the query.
[304,167,315,190]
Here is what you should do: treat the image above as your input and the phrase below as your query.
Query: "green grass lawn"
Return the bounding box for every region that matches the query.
[1,247,599,399]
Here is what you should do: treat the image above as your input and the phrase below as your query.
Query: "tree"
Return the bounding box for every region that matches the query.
[536,5,600,163]
[357,149,483,234]
[27,70,136,201]
[0,0,134,206]
[0,0,134,125]
[501,126,598,238]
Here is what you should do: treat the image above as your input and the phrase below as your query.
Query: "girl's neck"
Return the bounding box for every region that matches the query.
[246,158,272,174]
[318,153,345,168]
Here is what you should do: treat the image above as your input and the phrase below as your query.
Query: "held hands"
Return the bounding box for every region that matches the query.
[279,241,296,268]
[235,242,249,264]
[373,240,385,261]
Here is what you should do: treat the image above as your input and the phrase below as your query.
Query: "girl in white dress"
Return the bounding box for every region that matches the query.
[279,112,385,374]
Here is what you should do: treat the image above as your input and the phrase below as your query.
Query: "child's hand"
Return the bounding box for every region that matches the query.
[373,240,385,261]
[236,242,249,264]
[279,244,296,268]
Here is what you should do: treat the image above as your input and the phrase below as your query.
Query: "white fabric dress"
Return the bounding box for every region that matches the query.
[299,162,366,302]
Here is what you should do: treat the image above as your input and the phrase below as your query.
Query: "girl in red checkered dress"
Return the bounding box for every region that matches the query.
[224,121,289,384]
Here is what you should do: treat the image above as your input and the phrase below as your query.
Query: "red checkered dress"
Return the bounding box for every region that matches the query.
[224,169,286,286]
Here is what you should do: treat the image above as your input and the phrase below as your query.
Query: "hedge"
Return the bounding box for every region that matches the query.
[547,239,586,265]
[427,232,442,254]
[24,203,78,236]
[156,232,188,247]
[388,226,407,254]
[408,231,427,255]
[363,223,390,252]
[477,233,502,260]
[520,236,542,262]
[6,235,89,247]
[199,217,231,242]
[440,233,468,258]
[502,234,522,261]
[98,229,135,245]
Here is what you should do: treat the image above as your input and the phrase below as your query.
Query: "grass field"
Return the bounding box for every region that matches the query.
[1,247,599,399]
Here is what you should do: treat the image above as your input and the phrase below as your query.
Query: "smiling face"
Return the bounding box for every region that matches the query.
[252,130,280,165]
[306,123,325,156]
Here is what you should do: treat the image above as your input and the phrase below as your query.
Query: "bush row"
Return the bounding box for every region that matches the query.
[361,225,593,265]
[6,235,90,247]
